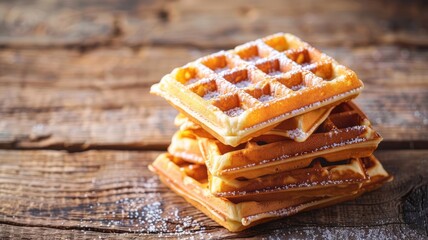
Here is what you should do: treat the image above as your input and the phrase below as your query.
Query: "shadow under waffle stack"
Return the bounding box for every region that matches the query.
[150,33,391,232]
[151,33,364,147]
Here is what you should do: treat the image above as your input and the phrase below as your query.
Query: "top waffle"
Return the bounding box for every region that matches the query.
[151,33,364,146]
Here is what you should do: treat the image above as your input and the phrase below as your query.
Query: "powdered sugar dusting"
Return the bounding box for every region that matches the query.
[216,178,360,197]
[223,137,367,172]
[246,56,262,62]
[314,137,366,152]
[266,225,424,240]
[76,176,208,238]
[235,80,252,88]
[286,128,308,140]
[203,91,220,100]
[225,107,245,117]
[269,70,283,77]
[259,94,275,102]
[185,78,199,86]
[243,86,362,131]
[214,66,230,74]
[291,84,306,91]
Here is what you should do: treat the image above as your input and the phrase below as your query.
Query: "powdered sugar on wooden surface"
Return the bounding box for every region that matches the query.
[264,225,424,240]
[77,176,211,238]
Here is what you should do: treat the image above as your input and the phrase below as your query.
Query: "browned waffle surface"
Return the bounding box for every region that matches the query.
[209,158,367,202]
[151,33,364,147]
[198,101,382,180]
[149,153,391,232]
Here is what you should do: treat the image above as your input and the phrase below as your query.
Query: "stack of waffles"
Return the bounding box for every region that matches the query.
[150,33,392,232]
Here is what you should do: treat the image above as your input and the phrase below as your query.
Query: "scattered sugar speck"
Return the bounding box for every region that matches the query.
[235,80,252,88]
[286,128,308,140]
[75,176,208,238]
[291,84,306,91]
[225,107,245,117]
[214,66,230,74]
[269,70,283,77]
[185,78,199,86]
[259,95,274,103]
[203,91,220,100]
[246,56,262,62]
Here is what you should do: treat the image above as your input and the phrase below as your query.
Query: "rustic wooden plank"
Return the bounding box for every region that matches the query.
[0,225,193,240]
[1,0,427,48]
[0,104,177,150]
[0,0,162,47]
[1,45,427,88]
[123,0,428,48]
[0,150,427,238]
[0,47,208,89]
[0,222,426,240]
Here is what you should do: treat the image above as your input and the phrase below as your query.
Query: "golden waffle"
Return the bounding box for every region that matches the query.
[194,101,382,180]
[149,153,391,232]
[168,130,369,202]
[209,158,367,203]
[175,103,334,143]
[169,101,372,168]
[169,110,378,202]
[168,130,205,164]
[151,33,364,147]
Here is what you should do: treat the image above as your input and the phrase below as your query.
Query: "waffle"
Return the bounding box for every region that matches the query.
[168,130,370,202]
[191,101,382,180]
[209,158,367,203]
[168,130,205,164]
[175,103,334,143]
[168,128,370,202]
[151,33,364,147]
[149,153,391,232]
[169,101,372,167]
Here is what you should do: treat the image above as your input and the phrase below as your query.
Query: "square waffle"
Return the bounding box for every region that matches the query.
[189,101,382,180]
[149,153,392,232]
[151,33,364,147]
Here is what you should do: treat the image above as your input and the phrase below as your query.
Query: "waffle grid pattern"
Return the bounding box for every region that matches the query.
[152,33,363,146]
[173,33,358,115]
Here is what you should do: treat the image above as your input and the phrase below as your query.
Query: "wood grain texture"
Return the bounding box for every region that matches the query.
[1,0,427,48]
[1,45,427,88]
[0,150,427,239]
[1,0,427,238]
[0,87,426,150]
[0,46,427,150]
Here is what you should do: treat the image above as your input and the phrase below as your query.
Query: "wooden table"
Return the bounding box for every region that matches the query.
[1,0,427,239]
